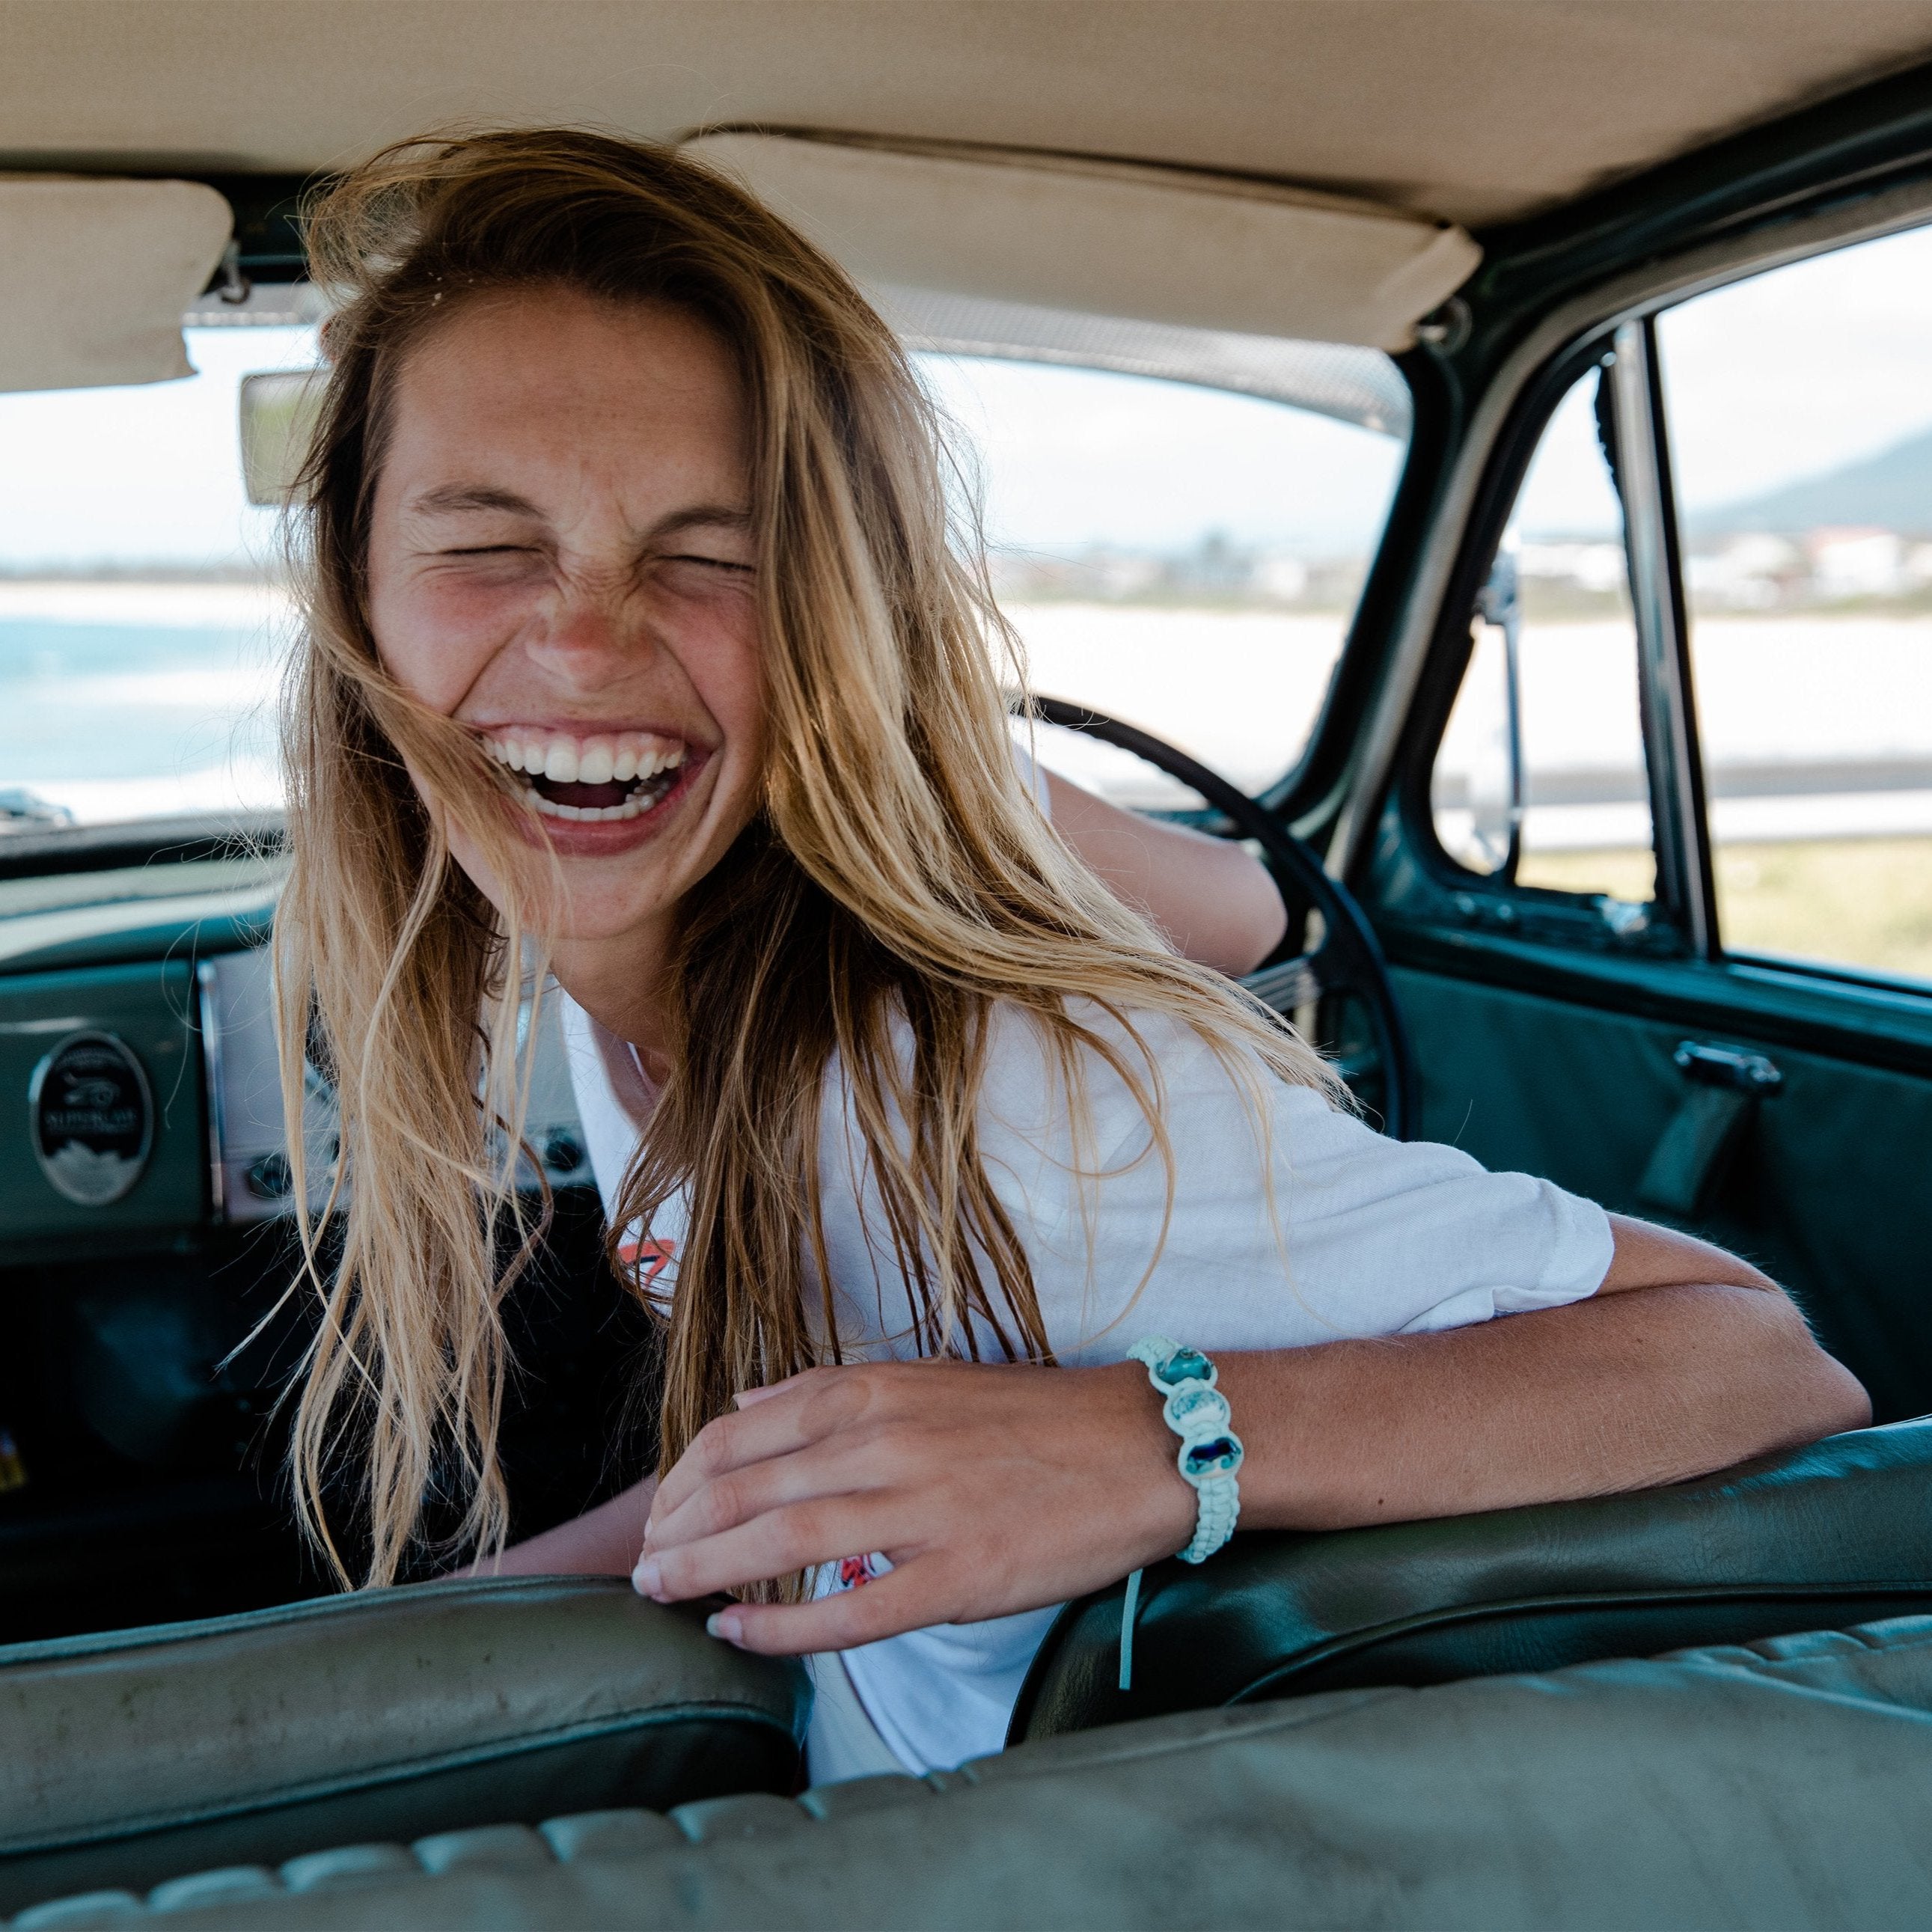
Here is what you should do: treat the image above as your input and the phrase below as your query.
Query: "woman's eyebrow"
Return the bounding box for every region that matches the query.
[649,506,754,541]
[405,483,544,520]
[400,492,751,539]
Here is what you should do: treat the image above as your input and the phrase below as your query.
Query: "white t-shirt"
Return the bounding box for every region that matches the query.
[557,985,1613,1779]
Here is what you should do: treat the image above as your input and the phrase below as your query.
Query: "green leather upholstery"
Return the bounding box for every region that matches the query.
[16,1614,1932,1929]
[1013,1417,1932,1740]
[0,1577,808,1916]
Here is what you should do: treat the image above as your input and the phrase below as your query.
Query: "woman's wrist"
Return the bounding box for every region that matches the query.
[467,1476,658,1581]
[1089,1360,1202,1566]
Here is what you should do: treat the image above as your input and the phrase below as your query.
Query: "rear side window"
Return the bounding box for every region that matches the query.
[923,353,1409,807]
[1657,224,1932,984]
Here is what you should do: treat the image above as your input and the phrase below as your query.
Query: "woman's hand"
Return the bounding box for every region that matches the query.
[634,1360,1194,1654]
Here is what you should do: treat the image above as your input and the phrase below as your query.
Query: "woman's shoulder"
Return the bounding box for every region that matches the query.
[818,989,1351,1183]
[973,994,1345,1162]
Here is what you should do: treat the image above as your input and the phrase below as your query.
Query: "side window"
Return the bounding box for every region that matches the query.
[920,354,1408,807]
[1658,225,1932,984]
[0,306,319,832]
[1430,367,1655,906]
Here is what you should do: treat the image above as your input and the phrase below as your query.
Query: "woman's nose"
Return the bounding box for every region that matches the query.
[525,589,653,685]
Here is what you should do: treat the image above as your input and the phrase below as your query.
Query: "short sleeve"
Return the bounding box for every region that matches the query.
[1262,1089,1616,1335]
[968,1007,1615,1363]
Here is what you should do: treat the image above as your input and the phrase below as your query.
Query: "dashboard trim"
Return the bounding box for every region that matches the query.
[195,959,226,1223]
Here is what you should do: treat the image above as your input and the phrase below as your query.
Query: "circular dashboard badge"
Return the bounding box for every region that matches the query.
[29,1031,154,1206]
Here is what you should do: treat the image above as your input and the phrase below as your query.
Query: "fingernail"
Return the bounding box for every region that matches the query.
[633,1556,663,1599]
[706,1609,744,1645]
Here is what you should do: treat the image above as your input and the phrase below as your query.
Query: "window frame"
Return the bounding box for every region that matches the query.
[1390,232,1932,1002]
[1387,326,1696,959]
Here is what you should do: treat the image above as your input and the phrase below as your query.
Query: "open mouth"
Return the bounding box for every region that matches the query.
[482,730,690,822]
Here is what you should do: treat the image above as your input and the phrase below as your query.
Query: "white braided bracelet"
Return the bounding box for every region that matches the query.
[1128,1335,1244,1564]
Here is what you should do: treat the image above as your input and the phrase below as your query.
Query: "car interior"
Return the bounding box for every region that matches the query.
[5,2,1932,1923]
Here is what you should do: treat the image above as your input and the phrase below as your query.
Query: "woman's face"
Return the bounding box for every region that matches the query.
[367,287,765,956]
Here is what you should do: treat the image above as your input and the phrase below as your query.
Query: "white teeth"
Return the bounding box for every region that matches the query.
[522,781,670,823]
[482,731,689,791]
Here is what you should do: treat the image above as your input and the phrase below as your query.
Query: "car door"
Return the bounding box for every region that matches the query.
[1348,180,1932,1419]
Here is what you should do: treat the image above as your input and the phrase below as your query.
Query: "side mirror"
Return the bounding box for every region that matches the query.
[1471,539,1526,881]
[238,369,323,506]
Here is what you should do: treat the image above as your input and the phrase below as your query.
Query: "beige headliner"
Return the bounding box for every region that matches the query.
[7,1,1932,229]
[694,134,1481,348]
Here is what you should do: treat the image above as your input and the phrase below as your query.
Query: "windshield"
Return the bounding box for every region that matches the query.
[0,313,1407,846]
[0,320,317,833]
[919,352,1405,809]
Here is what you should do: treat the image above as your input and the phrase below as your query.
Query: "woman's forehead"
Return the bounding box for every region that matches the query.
[378,288,752,518]
[397,287,742,421]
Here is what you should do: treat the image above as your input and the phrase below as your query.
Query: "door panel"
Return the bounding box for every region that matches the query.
[1393,959,1932,1422]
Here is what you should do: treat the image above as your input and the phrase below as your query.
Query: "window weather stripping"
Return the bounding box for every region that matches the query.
[1608,317,1716,958]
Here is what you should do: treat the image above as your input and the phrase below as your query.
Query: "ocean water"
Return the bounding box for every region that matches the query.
[0,616,286,825]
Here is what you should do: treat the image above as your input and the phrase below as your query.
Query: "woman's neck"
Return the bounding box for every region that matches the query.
[551,922,676,1083]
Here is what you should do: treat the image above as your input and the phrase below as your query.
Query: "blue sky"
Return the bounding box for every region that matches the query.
[5,215,1932,569]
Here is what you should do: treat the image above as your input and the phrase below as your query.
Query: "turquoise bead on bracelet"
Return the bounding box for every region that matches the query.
[1128,1335,1244,1565]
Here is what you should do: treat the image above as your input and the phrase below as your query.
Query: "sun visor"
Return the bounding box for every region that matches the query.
[0,177,233,394]
[686,134,1479,352]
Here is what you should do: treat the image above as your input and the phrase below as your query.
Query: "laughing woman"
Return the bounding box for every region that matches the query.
[278,129,1868,1785]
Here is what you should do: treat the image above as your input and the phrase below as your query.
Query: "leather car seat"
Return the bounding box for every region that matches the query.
[1012,1416,1932,1740]
[15,1611,1932,1930]
[0,1576,808,1915]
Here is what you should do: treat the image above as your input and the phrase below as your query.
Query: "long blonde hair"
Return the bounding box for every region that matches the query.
[277,127,1336,1587]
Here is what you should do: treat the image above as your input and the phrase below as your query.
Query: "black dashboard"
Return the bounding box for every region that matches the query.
[0,856,648,1645]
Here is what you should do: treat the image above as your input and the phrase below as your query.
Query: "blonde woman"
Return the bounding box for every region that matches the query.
[278,129,1868,1785]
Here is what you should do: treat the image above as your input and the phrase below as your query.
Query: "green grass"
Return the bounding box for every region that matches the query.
[1517,838,1932,984]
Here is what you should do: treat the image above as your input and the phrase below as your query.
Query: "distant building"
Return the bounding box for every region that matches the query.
[988,533,1353,608]
[1807,526,1906,599]
[1517,541,1627,596]
[1686,534,1802,609]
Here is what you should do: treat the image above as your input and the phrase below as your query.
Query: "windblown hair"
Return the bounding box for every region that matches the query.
[277,126,1337,1588]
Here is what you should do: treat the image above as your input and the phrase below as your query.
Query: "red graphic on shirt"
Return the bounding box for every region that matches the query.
[617,1234,677,1285]
[837,1553,881,1590]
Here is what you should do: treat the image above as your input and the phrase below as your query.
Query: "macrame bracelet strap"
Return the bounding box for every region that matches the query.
[1128,1335,1244,1565]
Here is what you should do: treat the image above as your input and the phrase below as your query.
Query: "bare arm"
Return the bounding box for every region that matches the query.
[637,1214,1869,1651]
[1211,1214,1867,1532]
[1044,768,1288,978]
[467,1474,658,1579]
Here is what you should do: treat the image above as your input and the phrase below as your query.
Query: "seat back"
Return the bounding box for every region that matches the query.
[17,1613,1932,1930]
[0,1576,807,1914]
[1012,1418,1932,1740]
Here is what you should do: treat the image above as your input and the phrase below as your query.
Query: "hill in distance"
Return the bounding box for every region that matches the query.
[1692,425,1932,539]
